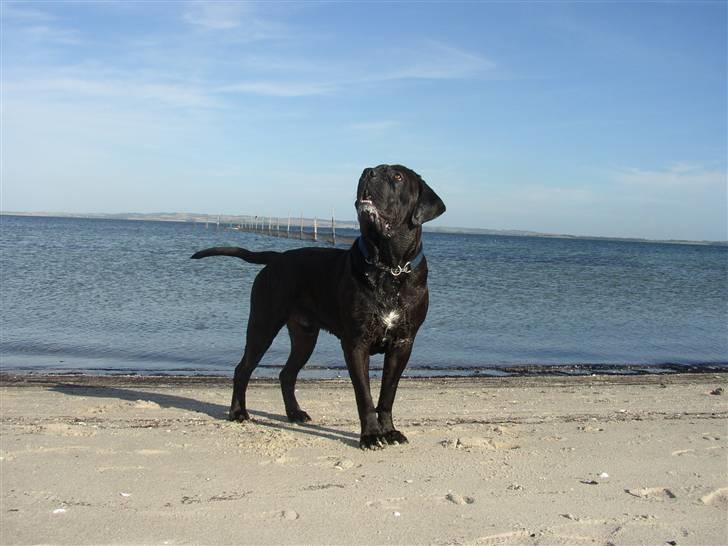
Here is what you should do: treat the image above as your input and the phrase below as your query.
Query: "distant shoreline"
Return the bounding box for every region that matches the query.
[2,211,726,247]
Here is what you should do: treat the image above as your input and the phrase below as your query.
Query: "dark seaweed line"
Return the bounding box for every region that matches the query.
[2,362,726,379]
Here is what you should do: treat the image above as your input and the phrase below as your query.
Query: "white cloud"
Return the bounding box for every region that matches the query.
[217,80,335,97]
[2,2,56,23]
[380,41,496,81]
[181,0,284,42]
[6,74,218,109]
[2,2,81,45]
[182,1,251,29]
[447,160,727,241]
[615,162,725,189]
[218,41,497,97]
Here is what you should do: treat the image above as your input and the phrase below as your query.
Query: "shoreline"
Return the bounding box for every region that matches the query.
[2,371,726,544]
[2,361,727,384]
[2,369,728,387]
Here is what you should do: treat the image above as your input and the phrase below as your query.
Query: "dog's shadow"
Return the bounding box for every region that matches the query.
[50,384,360,447]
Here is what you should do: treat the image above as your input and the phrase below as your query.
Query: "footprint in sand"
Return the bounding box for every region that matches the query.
[700,487,728,508]
[366,497,405,510]
[549,518,675,546]
[471,530,534,545]
[626,487,676,500]
[442,436,520,450]
[281,510,299,520]
[208,491,251,502]
[446,492,476,505]
[334,458,355,470]
[42,423,96,437]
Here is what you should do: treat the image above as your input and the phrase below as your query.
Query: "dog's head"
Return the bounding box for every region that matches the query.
[355,164,445,239]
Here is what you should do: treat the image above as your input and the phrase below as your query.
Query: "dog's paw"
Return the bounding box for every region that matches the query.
[384,430,408,445]
[359,434,387,450]
[287,409,312,423]
[228,408,250,422]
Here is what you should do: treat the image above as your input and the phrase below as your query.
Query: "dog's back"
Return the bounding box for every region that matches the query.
[193,245,349,336]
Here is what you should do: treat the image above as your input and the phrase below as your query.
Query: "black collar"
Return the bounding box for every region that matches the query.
[356,236,425,277]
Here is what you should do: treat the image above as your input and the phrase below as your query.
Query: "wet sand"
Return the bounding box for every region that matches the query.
[1,372,726,545]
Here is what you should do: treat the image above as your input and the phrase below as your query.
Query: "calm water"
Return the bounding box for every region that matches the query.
[1,215,726,377]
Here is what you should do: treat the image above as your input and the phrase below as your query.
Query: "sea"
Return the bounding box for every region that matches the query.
[1,214,726,378]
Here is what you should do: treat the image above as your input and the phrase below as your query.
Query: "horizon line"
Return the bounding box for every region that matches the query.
[2,210,726,246]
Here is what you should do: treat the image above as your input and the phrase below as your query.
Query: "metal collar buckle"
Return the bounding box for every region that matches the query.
[390,263,412,277]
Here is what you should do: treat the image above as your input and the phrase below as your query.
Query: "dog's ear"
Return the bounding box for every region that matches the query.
[411,178,446,225]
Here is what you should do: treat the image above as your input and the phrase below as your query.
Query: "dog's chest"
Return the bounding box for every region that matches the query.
[363,289,411,352]
[364,307,407,354]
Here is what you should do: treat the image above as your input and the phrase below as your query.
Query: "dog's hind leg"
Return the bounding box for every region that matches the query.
[229,274,286,422]
[229,344,268,422]
[279,320,319,423]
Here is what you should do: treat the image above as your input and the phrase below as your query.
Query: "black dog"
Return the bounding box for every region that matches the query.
[191,164,445,449]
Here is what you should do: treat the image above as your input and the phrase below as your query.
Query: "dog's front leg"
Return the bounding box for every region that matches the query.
[377,344,412,445]
[342,342,386,449]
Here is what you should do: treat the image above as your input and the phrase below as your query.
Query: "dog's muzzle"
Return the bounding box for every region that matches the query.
[356,198,392,236]
[356,199,378,220]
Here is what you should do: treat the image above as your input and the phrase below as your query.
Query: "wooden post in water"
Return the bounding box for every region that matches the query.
[287,215,290,237]
[331,209,336,246]
[313,217,318,241]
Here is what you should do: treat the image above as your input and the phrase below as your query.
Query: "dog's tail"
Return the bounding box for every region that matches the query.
[190,247,279,265]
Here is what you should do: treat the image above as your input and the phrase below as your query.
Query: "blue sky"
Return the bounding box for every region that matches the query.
[2,1,726,240]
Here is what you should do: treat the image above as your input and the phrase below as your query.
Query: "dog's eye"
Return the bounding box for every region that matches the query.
[393,172,403,181]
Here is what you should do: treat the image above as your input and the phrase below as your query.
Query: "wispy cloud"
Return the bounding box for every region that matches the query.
[4,2,497,102]
[2,2,57,23]
[3,1,81,45]
[6,73,218,109]
[182,0,252,30]
[380,41,496,81]
[14,24,82,45]
[218,41,497,97]
[181,0,285,42]
[349,120,401,132]
[217,80,335,97]
[615,162,725,189]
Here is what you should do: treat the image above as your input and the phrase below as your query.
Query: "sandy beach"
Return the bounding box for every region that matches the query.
[1,372,726,545]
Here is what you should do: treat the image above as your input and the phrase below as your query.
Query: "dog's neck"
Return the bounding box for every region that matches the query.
[359,227,422,270]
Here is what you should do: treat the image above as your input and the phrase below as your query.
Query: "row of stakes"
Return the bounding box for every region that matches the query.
[206,213,343,245]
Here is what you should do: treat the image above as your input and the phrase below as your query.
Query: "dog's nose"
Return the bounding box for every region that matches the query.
[365,168,375,179]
